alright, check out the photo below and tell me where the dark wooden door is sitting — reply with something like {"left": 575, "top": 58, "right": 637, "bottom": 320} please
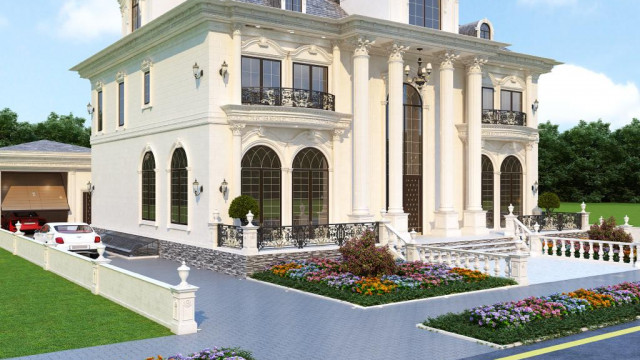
{"left": 404, "top": 175, "right": 422, "bottom": 233}
{"left": 83, "top": 192, "right": 92, "bottom": 224}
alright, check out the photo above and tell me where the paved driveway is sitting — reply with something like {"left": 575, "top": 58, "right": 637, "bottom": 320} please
{"left": 11, "top": 257, "right": 640, "bottom": 360}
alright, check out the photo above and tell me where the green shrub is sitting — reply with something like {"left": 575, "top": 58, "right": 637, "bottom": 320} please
{"left": 588, "top": 216, "right": 632, "bottom": 243}
{"left": 339, "top": 231, "right": 397, "bottom": 277}
{"left": 228, "top": 195, "right": 260, "bottom": 223}
{"left": 538, "top": 192, "right": 561, "bottom": 215}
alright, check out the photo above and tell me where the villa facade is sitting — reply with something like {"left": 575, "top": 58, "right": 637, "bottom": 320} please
{"left": 72, "top": 0, "right": 558, "bottom": 250}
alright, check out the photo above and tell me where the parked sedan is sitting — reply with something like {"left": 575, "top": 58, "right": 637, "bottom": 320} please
{"left": 2, "top": 211, "right": 47, "bottom": 232}
{"left": 34, "top": 222, "right": 102, "bottom": 258}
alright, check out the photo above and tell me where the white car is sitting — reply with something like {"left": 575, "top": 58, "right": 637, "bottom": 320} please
{"left": 34, "top": 222, "right": 102, "bottom": 258}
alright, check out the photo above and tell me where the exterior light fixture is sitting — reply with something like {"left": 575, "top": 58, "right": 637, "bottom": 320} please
{"left": 193, "top": 179, "right": 203, "bottom": 196}
{"left": 532, "top": 99, "right": 539, "bottom": 113}
{"left": 219, "top": 61, "right": 228, "bottom": 78}
{"left": 86, "top": 103, "right": 94, "bottom": 115}
{"left": 193, "top": 62, "right": 203, "bottom": 79}
{"left": 219, "top": 179, "right": 228, "bottom": 197}
{"left": 404, "top": 48, "right": 432, "bottom": 89}
{"left": 531, "top": 180, "right": 539, "bottom": 195}
{"left": 86, "top": 181, "right": 95, "bottom": 194}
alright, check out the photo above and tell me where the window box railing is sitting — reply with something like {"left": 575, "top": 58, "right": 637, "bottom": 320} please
{"left": 482, "top": 110, "right": 527, "bottom": 126}
{"left": 241, "top": 87, "right": 336, "bottom": 111}
{"left": 257, "top": 222, "right": 379, "bottom": 250}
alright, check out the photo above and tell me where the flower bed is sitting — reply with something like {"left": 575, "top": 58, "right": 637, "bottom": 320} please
{"left": 146, "top": 347, "right": 255, "bottom": 360}
{"left": 422, "top": 281, "right": 640, "bottom": 345}
{"left": 251, "top": 258, "right": 516, "bottom": 306}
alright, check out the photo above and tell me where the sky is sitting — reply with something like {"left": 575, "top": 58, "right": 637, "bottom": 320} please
{"left": 0, "top": 0, "right": 638, "bottom": 131}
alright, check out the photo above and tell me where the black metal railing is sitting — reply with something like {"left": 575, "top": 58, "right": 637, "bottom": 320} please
{"left": 482, "top": 110, "right": 527, "bottom": 126}
{"left": 519, "top": 212, "right": 582, "bottom": 232}
{"left": 217, "top": 224, "right": 244, "bottom": 249}
{"left": 257, "top": 222, "right": 379, "bottom": 250}
{"left": 242, "top": 87, "right": 336, "bottom": 111}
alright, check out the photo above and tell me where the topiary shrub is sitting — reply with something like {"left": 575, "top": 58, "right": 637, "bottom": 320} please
{"left": 538, "top": 192, "right": 560, "bottom": 216}
{"left": 228, "top": 195, "right": 260, "bottom": 224}
{"left": 588, "top": 216, "right": 632, "bottom": 243}
{"left": 339, "top": 231, "right": 397, "bottom": 277}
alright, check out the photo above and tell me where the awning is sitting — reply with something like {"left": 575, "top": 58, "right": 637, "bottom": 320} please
{"left": 1, "top": 173, "right": 70, "bottom": 211}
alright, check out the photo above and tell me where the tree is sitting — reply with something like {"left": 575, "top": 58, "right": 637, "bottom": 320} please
{"left": 34, "top": 112, "right": 91, "bottom": 148}
{"left": 538, "top": 192, "right": 560, "bottom": 216}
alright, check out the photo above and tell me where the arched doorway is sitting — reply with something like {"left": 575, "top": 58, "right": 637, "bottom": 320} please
{"left": 481, "top": 155, "right": 494, "bottom": 228}
{"left": 386, "top": 84, "right": 423, "bottom": 232}
{"left": 292, "top": 148, "right": 329, "bottom": 226}
{"left": 241, "top": 146, "right": 281, "bottom": 226}
{"left": 500, "top": 156, "right": 523, "bottom": 225}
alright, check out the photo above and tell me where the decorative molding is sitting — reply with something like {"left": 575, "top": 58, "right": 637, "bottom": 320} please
{"left": 116, "top": 71, "right": 127, "bottom": 83}
{"left": 141, "top": 58, "right": 153, "bottom": 71}
{"left": 290, "top": 44, "right": 333, "bottom": 65}
{"left": 436, "top": 50, "right": 459, "bottom": 69}
{"left": 388, "top": 43, "right": 409, "bottom": 62}
{"left": 456, "top": 123, "right": 539, "bottom": 143}
{"left": 94, "top": 80, "right": 104, "bottom": 91}
{"left": 464, "top": 56, "right": 487, "bottom": 73}
{"left": 352, "top": 37, "right": 374, "bottom": 57}
{"left": 230, "top": 123, "right": 246, "bottom": 136}
{"left": 498, "top": 75, "right": 526, "bottom": 89}
{"left": 222, "top": 104, "right": 351, "bottom": 132}
{"left": 242, "top": 36, "right": 288, "bottom": 59}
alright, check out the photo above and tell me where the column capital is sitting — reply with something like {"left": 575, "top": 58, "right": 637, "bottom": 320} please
{"left": 387, "top": 43, "right": 409, "bottom": 62}
{"left": 352, "top": 37, "right": 375, "bottom": 57}
{"left": 232, "top": 23, "right": 243, "bottom": 35}
{"left": 230, "top": 123, "right": 245, "bottom": 136}
{"left": 436, "top": 50, "right": 459, "bottom": 69}
{"left": 464, "top": 56, "right": 487, "bottom": 74}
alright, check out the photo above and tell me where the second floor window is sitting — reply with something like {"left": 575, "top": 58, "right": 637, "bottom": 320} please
{"left": 409, "top": 0, "right": 440, "bottom": 29}
{"left": 118, "top": 81, "right": 125, "bottom": 127}
{"left": 242, "top": 56, "right": 281, "bottom": 88}
{"left": 482, "top": 87, "right": 494, "bottom": 110}
{"left": 132, "top": 0, "right": 141, "bottom": 31}
{"left": 143, "top": 70, "right": 150, "bottom": 105}
{"left": 480, "top": 23, "right": 491, "bottom": 39}
{"left": 97, "top": 90, "right": 103, "bottom": 132}
{"left": 285, "top": 0, "right": 302, "bottom": 11}
{"left": 501, "top": 90, "right": 522, "bottom": 112}
{"left": 293, "top": 63, "right": 328, "bottom": 93}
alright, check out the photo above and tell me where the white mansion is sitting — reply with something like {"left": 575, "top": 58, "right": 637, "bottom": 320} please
{"left": 72, "top": 0, "right": 558, "bottom": 250}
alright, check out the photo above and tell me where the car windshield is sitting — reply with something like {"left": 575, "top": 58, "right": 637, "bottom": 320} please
{"left": 54, "top": 225, "right": 93, "bottom": 233}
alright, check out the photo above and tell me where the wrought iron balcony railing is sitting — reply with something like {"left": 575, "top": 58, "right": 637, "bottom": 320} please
{"left": 241, "top": 87, "right": 336, "bottom": 111}
{"left": 482, "top": 110, "right": 527, "bottom": 126}
{"left": 518, "top": 212, "right": 582, "bottom": 232}
{"left": 258, "top": 222, "right": 379, "bottom": 250}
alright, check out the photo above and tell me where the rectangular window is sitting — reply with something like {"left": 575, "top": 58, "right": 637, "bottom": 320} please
{"left": 293, "top": 63, "right": 328, "bottom": 93}
{"left": 143, "top": 71, "right": 150, "bottom": 105}
{"left": 409, "top": 0, "right": 440, "bottom": 29}
{"left": 118, "top": 81, "right": 125, "bottom": 127}
{"left": 97, "top": 90, "right": 103, "bottom": 132}
{"left": 241, "top": 56, "right": 281, "bottom": 88}
{"left": 501, "top": 90, "right": 523, "bottom": 112}
{"left": 285, "top": 0, "right": 302, "bottom": 11}
{"left": 482, "top": 87, "right": 494, "bottom": 110}
{"left": 132, "top": 0, "right": 141, "bottom": 31}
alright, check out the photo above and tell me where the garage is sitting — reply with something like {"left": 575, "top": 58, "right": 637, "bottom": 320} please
{"left": 0, "top": 140, "right": 91, "bottom": 231}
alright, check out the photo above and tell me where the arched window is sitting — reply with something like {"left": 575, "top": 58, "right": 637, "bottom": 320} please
{"left": 141, "top": 151, "right": 155, "bottom": 221}
{"left": 242, "top": 146, "right": 281, "bottom": 226}
{"left": 292, "top": 148, "right": 329, "bottom": 226}
{"left": 170, "top": 148, "right": 188, "bottom": 225}
{"left": 481, "top": 155, "right": 494, "bottom": 228}
{"left": 409, "top": 0, "right": 440, "bottom": 29}
{"left": 480, "top": 23, "right": 491, "bottom": 39}
{"left": 500, "top": 156, "right": 523, "bottom": 222}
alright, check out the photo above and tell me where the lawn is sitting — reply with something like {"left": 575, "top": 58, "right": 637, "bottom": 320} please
{"left": 558, "top": 202, "right": 640, "bottom": 226}
{"left": 0, "top": 248, "right": 172, "bottom": 359}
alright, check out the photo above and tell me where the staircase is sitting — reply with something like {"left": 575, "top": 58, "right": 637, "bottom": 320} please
{"left": 422, "top": 237, "right": 526, "bottom": 255}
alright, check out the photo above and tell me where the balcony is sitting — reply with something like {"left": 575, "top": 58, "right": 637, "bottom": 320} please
{"left": 242, "top": 87, "right": 336, "bottom": 111}
{"left": 482, "top": 110, "right": 527, "bottom": 126}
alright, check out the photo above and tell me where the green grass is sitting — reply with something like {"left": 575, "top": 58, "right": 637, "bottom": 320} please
{"left": 251, "top": 271, "right": 516, "bottom": 307}
{"left": 558, "top": 202, "right": 640, "bottom": 226}
{"left": 0, "top": 248, "right": 172, "bottom": 359}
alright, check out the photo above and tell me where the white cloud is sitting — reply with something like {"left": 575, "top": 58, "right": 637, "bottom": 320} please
{"left": 517, "top": 0, "right": 578, "bottom": 7}
{"left": 48, "top": 0, "right": 121, "bottom": 42}
{"left": 538, "top": 64, "right": 640, "bottom": 129}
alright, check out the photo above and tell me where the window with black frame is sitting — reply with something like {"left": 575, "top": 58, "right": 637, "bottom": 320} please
{"left": 409, "top": 0, "right": 440, "bottom": 29}
{"left": 118, "top": 81, "right": 125, "bottom": 127}
{"left": 480, "top": 23, "right": 491, "bottom": 39}
{"left": 141, "top": 152, "right": 156, "bottom": 221}
{"left": 241, "top": 56, "right": 281, "bottom": 105}
{"left": 482, "top": 155, "right": 494, "bottom": 228}
{"left": 501, "top": 90, "right": 522, "bottom": 112}
{"left": 97, "top": 90, "right": 103, "bottom": 132}
{"left": 132, "top": 0, "right": 141, "bottom": 31}
{"left": 143, "top": 70, "right": 150, "bottom": 105}
{"left": 170, "top": 148, "right": 188, "bottom": 225}
{"left": 292, "top": 148, "right": 328, "bottom": 226}
{"left": 285, "top": 0, "right": 302, "bottom": 11}
{"left": 241, "top": 146, "right": 282, "bottom": 227}
{"left": 482, "top": 87, "right": 494, "bottom": 110}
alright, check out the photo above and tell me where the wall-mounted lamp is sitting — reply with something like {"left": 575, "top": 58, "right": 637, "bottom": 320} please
{"left": 86, "top": 181, "right": 95, "bottom": 194}
{"left": 219, "top": 178, "right": 228, "bottom": 197}
{"left": 531, "top": 180, "right": 539, "bottom": 195}
{"left": 193, "top": 178, "right": 203, "bottom": 196}
{"left": 86, "top": 103, "right": 94, "bottom": 115}
{"left": 404, "top": 48, "right": 432, "bottom": 89}
{"left": 219, "top": 61, "right": 228, "bottom": 78}
{"left": 532, "top": 99, "right": 539, "bottom": 113}
{"left": 193, "top": 62, "right": 204, "bottom": 79}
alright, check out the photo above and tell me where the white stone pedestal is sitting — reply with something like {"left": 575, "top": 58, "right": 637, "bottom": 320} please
{"left": 462, "top": 210, "right": 488, "bottom": 235}
{"left": 433, "top": 211, "right": 461, "bottom": 237}
{"left": 386, "top": 212, "right": 409, "bottom": 233}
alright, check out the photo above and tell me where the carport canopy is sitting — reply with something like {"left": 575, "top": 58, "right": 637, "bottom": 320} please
{"left": 2, "top": 173, "right": 69, "bottom": 211}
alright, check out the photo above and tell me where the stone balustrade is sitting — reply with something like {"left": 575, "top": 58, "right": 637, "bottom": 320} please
{"left": 531, "top": 235, "right": 640, "bottom": 268}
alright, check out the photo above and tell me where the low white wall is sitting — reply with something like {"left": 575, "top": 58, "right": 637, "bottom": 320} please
{"left": 0, "top": 229, "right": 197, "bottom": 335}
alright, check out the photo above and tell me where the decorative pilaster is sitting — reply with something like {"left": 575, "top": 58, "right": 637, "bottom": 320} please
{"left": 231, "top": 24, "right": 243, "bottom": 105}
{"left": 230, "top": 124, "right": 245, "bottom": 200}
{"left": 525, "top": 141, "right": 539, "bottom": 215}
{"left": 386, "top": 43, "right": 409, "bottom": 232}
{"left": 463, "top": 57, "right": 487, "bottom": 235}
{"left": 350, "top": 37, "right": 374, "bottom": 221}
{"left": 331, "top": 43, "right": 342, "bottom": 112}
{"left": 433, "top": 51, "right": 461, "bottom": 237}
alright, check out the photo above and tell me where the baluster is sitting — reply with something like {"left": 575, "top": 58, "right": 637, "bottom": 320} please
{"left": 438, "top": 250, "right": 443, "bottom": 264}
{"left": 569, "top": 239, "right": 576, "bottom": 258}
{"left": 578, "top": 240, "right": 584, "bottom": 259}
{"left": 455, "top": 252, "right": 462, "bottom": 267}
{"left": 428, "top": 249, "right": 435, "bottom": 263}
{"left": 561, "top": 239, "right": 567, "bottom": 257}
{"left": 483, "top": 256, "right": 490, "bottom": 274}
{"left": 609, "top": 243, "right": 615, "bottom": 263}
{"left": 465, "top": 253, "right": 471, "bottom": 269}
{"left": 632, "top": 244, "right": 637, "bottom": 267}
{"left": 598, "top": 241, "right": 604, "bottom": 261}
{"left": 446, "top": 251, "right": 453, "bottom": 267}
{"left": 474, "top": 255, "right": 480, "bottom": 271}
{"left": 588, "top": 241, "right": 594, "bottom": 260}
{"left": 494, "top": 257, "right": 500, "bottom": 277}
{"left": 542, "top": 238, "right": 548, "bottom": 256}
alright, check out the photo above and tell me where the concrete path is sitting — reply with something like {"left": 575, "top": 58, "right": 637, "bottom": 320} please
{"left": 10, "top": 257, "right": 640, "bottom": 360}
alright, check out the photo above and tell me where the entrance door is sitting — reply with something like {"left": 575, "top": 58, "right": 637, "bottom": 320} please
{"left": 500, "top": 156, "right": 522, "bottom": 226}
{"left": 83, "top": 192, "right": 92, "bottom": 224}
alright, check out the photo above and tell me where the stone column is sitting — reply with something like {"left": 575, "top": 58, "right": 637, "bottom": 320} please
{"left": 331, "top": 129, "right": 344, "bottom": 224}
{"left": 433, "top": 51, "right": 461, "bottom": 237}
{"left": 331, "top": 44, "right": 341, "bottom": 112}
{"left": 230, "top": 124, "right": 245, "bottom": 200}
{"left": 350, "top": 37, "right": 374, "bottom": 221}
{"left": 463, "top": 58, "right": 487, "bottom": 235}
{"left": 422, "top": 85, "right": 436, "bottom": 233}
{"left": 386, "top": 44, "right": 409, "bottom": 232}
{"left": 493, "top": 170, "right": 501, "bottom": 229}
{"left": 231, "top": 24, "right": 242, "bottom": 105}
{"left": 281, "top": 168, "right": 292, "bottom": 226}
